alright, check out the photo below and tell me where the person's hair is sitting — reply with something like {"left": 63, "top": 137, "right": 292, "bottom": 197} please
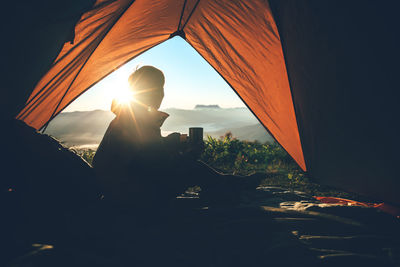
{"left": 128, "top": 66, "right": 165, "bottom": 109}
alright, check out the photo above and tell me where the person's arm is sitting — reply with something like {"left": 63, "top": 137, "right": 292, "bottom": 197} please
{"left": 160, "top": 132, "right": 180, "bottom": 154}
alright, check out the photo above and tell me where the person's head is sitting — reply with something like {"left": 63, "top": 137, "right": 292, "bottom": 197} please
{"left": 128, "top": 66, "right": 165, "bottom": 109}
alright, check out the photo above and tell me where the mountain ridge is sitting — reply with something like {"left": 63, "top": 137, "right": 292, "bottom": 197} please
{"left": 45, "top": 108, "right": 272, "bottom": 147}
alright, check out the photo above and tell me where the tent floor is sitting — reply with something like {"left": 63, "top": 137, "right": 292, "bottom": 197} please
{"left": 3, "top": 187, "right": 400, "bottom": 267}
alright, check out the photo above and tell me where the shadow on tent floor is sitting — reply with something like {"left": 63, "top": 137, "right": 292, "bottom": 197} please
{"left": 4, "top": 194, "right": 400, "bottom": 267}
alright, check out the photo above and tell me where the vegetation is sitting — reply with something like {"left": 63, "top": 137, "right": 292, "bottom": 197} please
{"left": 201, "top": 133, "right": 365, "bottom": 199}
{"left": 201, "top": 133, "right": 310, "bottom": 191}
{"left": 72, "top": 133, "right": 364, "bottom": 200}
{"left": 73, "top": 148, "right": 96, "bottom": 165}
{"left": 201, "top": 132, "right": 297, "bottom": 175}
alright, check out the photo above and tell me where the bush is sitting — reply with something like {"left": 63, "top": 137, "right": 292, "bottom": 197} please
{"left": 201, "top": 133, "right": 300, "bottom": 176}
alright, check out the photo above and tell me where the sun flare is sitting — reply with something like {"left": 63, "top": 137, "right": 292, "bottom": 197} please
{"left": 114, "top": 88, "right": 134, "bottom": 105}
{"left": 111, "top": 81, "right": 135, "bottom": 105}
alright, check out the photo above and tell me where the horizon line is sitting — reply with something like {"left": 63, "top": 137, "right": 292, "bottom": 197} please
{"left": 61, "top": 105, "right": 247, "bottom": 113}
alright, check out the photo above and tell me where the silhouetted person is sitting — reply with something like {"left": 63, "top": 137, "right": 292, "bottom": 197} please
{"left": 93, "top": 66, "right": 260, "bottom": 210}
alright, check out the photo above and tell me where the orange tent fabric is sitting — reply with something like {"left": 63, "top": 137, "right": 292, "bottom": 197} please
{"left": 16, "top": 0, "right": 306, "bottom": 170}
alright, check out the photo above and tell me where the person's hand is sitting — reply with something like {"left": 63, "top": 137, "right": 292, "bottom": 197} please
{"left": 166, "top": 132, "right": 180, "bottom": 137}
{"left": 182, "top": 141, "right": 204, "bottom": 160}
{"left": 164, "top": 132, "right": 181, "bottom": 148}
{"left": 166, "top": 132, "right": 180, "bottom": 141}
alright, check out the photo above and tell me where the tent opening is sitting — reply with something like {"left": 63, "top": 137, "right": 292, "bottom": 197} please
{"left": 45, "top": 36, "right": 274, "bottom": 148}
{"left": 43, "top": 36, "right": 310, "bottom": 179}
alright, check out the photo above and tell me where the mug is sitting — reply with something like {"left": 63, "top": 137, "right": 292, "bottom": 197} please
{"left": 189, "top": 127, "right": 203, "bottom": 144}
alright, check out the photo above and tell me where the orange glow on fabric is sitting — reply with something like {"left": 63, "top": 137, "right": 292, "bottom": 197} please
{"left": 314, "top": 196, "right": 400, "bottom": 218}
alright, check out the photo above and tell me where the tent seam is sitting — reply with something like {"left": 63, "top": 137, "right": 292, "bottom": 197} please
{"left": 181, "top": 0, "right": 201, "bottom": 30}
{"left": 177, "top": 0, "right": 188, "bottom": 32}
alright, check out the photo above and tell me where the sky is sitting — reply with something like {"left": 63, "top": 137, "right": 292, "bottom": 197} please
{"left": 64, "top": 37, "right": 245, "bottom": 112}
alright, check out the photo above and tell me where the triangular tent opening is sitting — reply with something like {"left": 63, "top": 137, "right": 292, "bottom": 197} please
{"left": 13, "top": 0, "right": 400, "bottom": 204}
{"left": 45, "top": 37, "right": 276, "bottom": 148}
{"left": 16, "top": 0, "right": 305, "bottom": 170}
{"left": 60, "top": 37, "right": 245, "bottom": 113}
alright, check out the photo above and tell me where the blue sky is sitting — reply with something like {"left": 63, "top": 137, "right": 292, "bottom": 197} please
{"left": 64, "top": 37, "right": 245, "bottom": 112}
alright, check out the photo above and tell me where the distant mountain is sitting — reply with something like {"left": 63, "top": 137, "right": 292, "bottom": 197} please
{"left": 194, "top": 104, "right": 221, "bottom": 109}
{"left": 161, "top": 107, "right": 260, "bottom": 133}
{"left": 45, "top": 107, "right": 272, "bottom": 148}
{"left": 45, "top": 110, "right": 115, "bottom": 147}
{"left": 206, "top": 124, "right": 274, "bottom": 143}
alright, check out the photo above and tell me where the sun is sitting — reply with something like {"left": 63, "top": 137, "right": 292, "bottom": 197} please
{"left": 114, "top": 87, "right": 134, "bottom": 105}
{"left": 111, "top": 81, "right": 135, "bottom": 105}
